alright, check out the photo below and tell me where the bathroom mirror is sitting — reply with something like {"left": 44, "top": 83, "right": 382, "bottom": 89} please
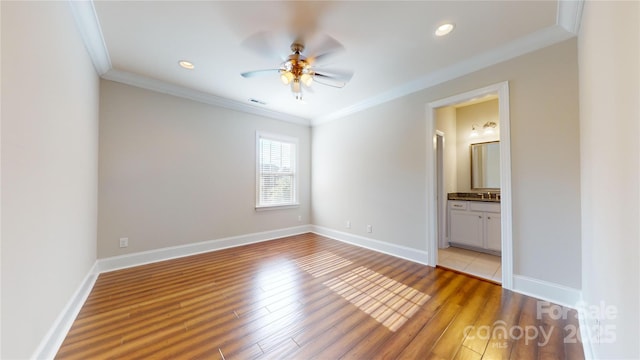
{"left": 471, "top": 141, "right": 500, "bottom": 189}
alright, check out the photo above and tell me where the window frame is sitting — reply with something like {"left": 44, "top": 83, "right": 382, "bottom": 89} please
{"left": 255, "top": 131, "right": 299, "bottom": 210}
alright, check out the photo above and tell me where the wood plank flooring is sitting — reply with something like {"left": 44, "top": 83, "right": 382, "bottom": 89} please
{"left": 56, "top": 233, "right": 584, "bottom": 359}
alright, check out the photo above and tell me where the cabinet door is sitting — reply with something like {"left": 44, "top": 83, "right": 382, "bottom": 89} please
{"left": 449, "top": 210, "right": 484, "bottom": 248}
{"left": 485, "top": 213, "right": 502, "bottom": 251}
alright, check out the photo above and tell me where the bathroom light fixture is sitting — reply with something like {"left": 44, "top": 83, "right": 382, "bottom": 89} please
{"left": 470, "top": 124, "right": 480, "bottom": 137}
{"left": 470, "top": 121, "right": 497, "bottom": 137}
{"left": 483, "top": 121, "right": 497, "bottom": 134}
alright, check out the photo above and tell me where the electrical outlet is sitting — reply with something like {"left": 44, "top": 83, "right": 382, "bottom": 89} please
{"left": 345, "top": 220, "right": 351, "bottom": 229}
{"left": 119, "top": 237, "right": 129, "bottom": 248}
{"left": 297, "top": 215, "right": 302, "bottom": 222}
{"left": 366, "top": 225, "right": 373, "bottom": 233}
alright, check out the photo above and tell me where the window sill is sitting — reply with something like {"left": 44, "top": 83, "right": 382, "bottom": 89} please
{"left": 255, "top": 203, "right": 300, "bottom": 211}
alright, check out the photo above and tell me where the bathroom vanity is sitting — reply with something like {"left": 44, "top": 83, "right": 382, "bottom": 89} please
{"left": 447, "top": 193, "right": 501, "bottom": 255}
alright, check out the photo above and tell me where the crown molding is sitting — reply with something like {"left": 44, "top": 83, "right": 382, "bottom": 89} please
{"left": 68, "top": 0, "right": 309, "bottom": 126}
{"left": 311, "top": 25, "right": 579, "bottom": 125}
{"left": 68, "top": 0, "right": 111, "bottom": 75}
{"left": 311, "top": 0, "right": 584, "bottom": 126}
{"left": 103, "top": 69, "right": 310, "bottom": 126}
{"left": 557, "top": 0, "right": 585, "bottom": 34}
{"left": 70, "top": 0, "right": 583, "bottom": 128}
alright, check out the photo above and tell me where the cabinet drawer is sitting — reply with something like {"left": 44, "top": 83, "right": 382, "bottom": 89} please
{"left": 448, "top": 201, "right": 467, "bottom": 210}
{"left": 469, "top": 202, "right": 500, "bottom": 213}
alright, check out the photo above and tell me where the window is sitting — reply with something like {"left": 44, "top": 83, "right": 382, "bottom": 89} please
{"left": 256, "top": 132, "right": 298, "bottom": 209}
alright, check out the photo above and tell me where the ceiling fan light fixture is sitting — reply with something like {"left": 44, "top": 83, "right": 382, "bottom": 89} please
{"left": 435, "top": 23, "right": 455, "bottom": 37}
{"left": 300, "top": 73, "right": 313, "bottom": 87}
{"left": 280, "top": 70, "right": 294, "bottom": 85}
{"left": 291, "top": 79, "right": 301, "bottom": 93}
{"left": 241, "top": 37, "right": 352, "bottom": 102}
{"left": 291, "top": 79, "right": 303, "bottom": 101}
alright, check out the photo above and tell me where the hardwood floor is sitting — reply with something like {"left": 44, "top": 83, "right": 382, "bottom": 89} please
{"left": 56, "top": 233, "right": 584, "bottom": 359}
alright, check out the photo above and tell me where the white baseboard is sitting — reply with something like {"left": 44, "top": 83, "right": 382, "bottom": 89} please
{"left": 33, "top": 225, "right": 311, "bottom": 359}
{"left": 310, "top": 225, "right": 430, "bottom": 266}
{"left": 32, "top": 262, "right": 100, "bottom": 360}
{"left": 512, "top": 276, "right": 591, "bottom": 359}
{"left": 96, "top": 225, "right": 312, "bottom": 273}
{"left": 576, "top": 295, "right": 596, "bottom": 360}
{"left": 512, "top": 274, "right": 581, "bottom": 308}
{"left": 35, "top": 226, "right": 590, "bottom": 359}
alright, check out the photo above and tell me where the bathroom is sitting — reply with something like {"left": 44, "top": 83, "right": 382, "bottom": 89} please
{"left": 435, "top": 96, "right": 502, "bottom": 283}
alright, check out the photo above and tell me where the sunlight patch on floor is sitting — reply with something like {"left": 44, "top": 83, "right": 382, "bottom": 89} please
{"left": 323, "top": 266, "right": 430, "bottom": 332}
{"left": 293, "top": 251, "right": 352, "bottom": 277}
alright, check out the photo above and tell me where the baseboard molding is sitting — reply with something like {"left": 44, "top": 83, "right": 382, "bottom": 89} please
{"left": 576, "top": 295, "right": 596, "bottom": 360}
{"left": 34, "top": 226, "right": 590, "bottom": 359}
{"left": 96, "top": 225, "right": 312, "bottom": 273}
{"left": 32, "top": 225, "right": 311, "bottom": 359}
{"left": 310, "top": 225, "right": 430, "bottom": 266}
{"left": 512, "top": 274, "right": 581, "bottom": 308}
{"left": 32, "top": 262, "right": 100, "bottom": 360}
{"left": 512, "top": 276, "right": 590, "bottom": 358}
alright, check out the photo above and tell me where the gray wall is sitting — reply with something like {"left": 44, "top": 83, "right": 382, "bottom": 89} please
{"left": 579, "top": 1, "right": 639, "bottom": 358}
{"left": 1, "top": 2, "right": 99, "bottom": 358}
{"left": 98, "top": 81, "right": 311, "bottom": 258}
{"left": 312, "top": 39, "right": 582, "bottom": 290}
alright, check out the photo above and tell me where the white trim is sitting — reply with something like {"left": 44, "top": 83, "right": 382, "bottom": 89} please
{"left": 31, "top": 226, "right": 588, "bottom": 358}
{"left": 512, "top": 275, "right": 581, "bottom": 309}
{"left": 31, "top": 262, "right": 100, "bottom": 360}
{"left": 311, "top": 25, "right": 574, "bottom": 126}
{"left": 255, "top": 204, "right": 300, "bottom": 211}
{"left": 96, "top": 225, "right": 311, "bottom": 273}
{"left": 68, "top": 0, "right": 111, "bottom": 75}
{"left": 255, "top": 132, "right": 300, "bottom": 209}
{"left": 32, "top": 226, "right": 311, "bottom": 358}
{"left": 435, "top": 130, "right": 447, "bottom": 249}
{"left": 70, "top": 0, "right": 583, "bottom": 127}
{"left": 102, "top": 69, "right": 310, "bottom": 126}
{"left": 577, "top": 295, "right": 596, "bottom": 360}
{"left": 496, "top": 84, "right": 513, "bottom": 290}
{"left": 426, "top": 81, "right": 514, "bottom": 290}
{"left": 311, "top": 225, "right": 429, "bottom": 266}
{"left": 557, "top": 0, "right": 585, "bottom": 34}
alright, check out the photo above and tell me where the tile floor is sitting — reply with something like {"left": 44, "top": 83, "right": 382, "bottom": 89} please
{"left": 437, "top": 246, "right": 501, "bottom": 283}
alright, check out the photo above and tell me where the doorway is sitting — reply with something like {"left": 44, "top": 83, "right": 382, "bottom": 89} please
{"left": 426, "top": 82, "right": 513, "bottom": 290}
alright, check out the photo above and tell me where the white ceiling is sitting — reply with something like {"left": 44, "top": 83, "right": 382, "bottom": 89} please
{"left": 71, "top": 1, "right": 582, "bottom": 126}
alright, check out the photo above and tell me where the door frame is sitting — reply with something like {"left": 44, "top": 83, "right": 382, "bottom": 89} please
{"left": 435, "top": 131, "right": 447, "bottom": 248}
{"left": 425, "top": 81, "right": 513, "bottom": 290}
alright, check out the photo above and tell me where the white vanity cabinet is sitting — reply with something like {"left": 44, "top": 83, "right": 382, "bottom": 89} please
{"left": 485, "top": 212, "right": 501, "bottom": 251}
{"left": 448, "top": 200, "right": 501, "bottom": 254}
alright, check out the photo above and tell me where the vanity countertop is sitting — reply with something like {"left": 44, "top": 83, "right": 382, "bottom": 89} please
{"left": 448, "top": 192, "right": 500, "bottom": 203}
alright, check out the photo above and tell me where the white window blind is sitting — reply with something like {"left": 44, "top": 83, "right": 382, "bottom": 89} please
{"left": 256, "top": 133, "right": 298, "bottom": 208}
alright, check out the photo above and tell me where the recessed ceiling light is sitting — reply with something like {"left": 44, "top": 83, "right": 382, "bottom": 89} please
{"left": 435, "top": 23, "right": 455, "bottom": 37}
{"left": 178, "top": 60, "right": 194, "bottom": 70}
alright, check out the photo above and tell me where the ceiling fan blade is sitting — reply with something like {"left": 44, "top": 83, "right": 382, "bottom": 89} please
{"left": 307, "top": 34, "right": 345, "bottom": 64}
{"left": 313, "top": 73, "right": 349, "bottom": 88}
{"left": 313, "top": 68, "right": 354, "bottom": 82}
{"left": 241, "top": 69, "right": 281, "bottom": 78}
{"left": 241, "top": 31, "right": 288, "bottom": 61}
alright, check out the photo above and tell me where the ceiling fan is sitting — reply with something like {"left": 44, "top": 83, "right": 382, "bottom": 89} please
{"left": 241, "top": 35, "right": 354, "bottom": 101}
